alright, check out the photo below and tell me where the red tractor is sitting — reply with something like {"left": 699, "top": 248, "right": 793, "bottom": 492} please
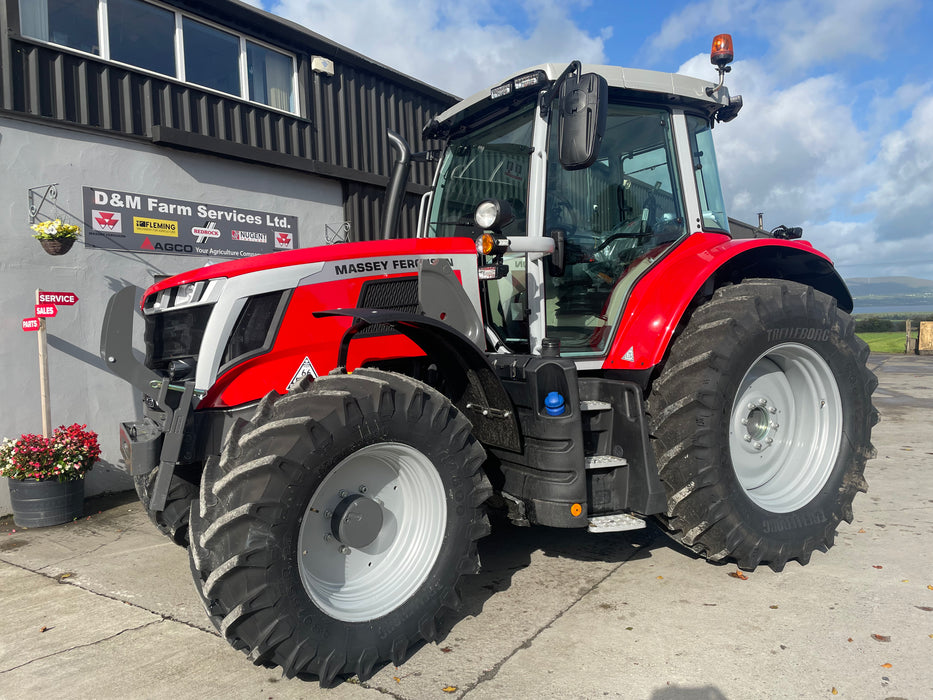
{"left": 101, "top": 36, "right": 876, "bottom": 685}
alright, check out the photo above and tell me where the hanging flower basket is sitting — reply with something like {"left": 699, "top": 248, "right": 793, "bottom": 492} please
{"left": 31, "top": 219, "right": 80, "bottom": 257}
{"left": 1, "top": 424, "right": 100, "bottom": 528}
{"left": 39, "top": 238, "right": 76, "bottom": 256}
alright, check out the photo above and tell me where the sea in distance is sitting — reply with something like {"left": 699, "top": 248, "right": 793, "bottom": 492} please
{"left": 852, "top": 304, "right": 933, "bottom": 315}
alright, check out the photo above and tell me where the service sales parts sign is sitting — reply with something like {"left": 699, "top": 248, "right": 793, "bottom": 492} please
{"left": 83, "top": 187, "right": 299, "bottom": 258}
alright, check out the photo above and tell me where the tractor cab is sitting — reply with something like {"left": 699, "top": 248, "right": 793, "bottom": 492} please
{"left": 423, "top": 52, "right": 741, "bottom": 358}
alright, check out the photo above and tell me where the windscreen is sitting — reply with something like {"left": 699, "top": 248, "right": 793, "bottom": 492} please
{"left": 427, "top": 105, "right": 535, "bottom": 239}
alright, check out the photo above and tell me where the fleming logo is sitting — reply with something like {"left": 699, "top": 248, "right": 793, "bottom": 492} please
{"left": 133, "top": 217, "right": 178, "bottom": 237}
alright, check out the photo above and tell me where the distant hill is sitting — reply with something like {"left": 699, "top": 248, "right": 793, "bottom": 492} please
{"left": 845, "top": 276, "right": 933, "bottom": 308}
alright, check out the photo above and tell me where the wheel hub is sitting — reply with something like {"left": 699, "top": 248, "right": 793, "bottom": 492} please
{"left": 728, "top": 343, "right": 842, "bottom": 513}
{"left": 739, "top": 397, "right": 780, "bottom": 452}
{"left": 297, "top": 442, "right": 447, "bottom": 622}
{"left": 330, "top": 494, "right": 384, "bottom": 549}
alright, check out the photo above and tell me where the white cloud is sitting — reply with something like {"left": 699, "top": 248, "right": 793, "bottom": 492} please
{"left": 679, "top": 54, "right": 870, "bottom": 228}
{"left": 266, "top": 0, "right": 607, "bottom": 97}
{"left": 672, "top": 3, "right": 933, "bottom": 280}
{"left": 647, "top": 0, "right": 918, "bottom": 74}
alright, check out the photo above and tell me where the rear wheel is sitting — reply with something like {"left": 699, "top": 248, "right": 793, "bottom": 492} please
{"left": 188, "top": 368, "right": 491, "bottom": 685}
{"left": 647, "top": 280, "right": 877, "bottom": 571}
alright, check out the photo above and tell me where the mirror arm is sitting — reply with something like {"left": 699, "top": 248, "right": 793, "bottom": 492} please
{"left": 540, "top": 60, "right": 581, "bottom": 119}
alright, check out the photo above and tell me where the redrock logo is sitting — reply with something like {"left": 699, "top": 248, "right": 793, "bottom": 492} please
{"left": 192, "top": 227, "right": 221, "bottom": 238}
{"left": 92, "top": 210, "right": 122, "bottom": 233}
{"left": 231, "top": 230, "right": 267, "bottom": 243}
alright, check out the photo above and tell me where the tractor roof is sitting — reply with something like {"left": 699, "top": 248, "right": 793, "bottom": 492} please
{"left": 428, "top": 63, "right": 734, "bottom": 139}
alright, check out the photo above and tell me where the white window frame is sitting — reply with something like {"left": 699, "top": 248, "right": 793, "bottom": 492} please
{"left": 18, "top": 0, "right": 301, "bottom": 116}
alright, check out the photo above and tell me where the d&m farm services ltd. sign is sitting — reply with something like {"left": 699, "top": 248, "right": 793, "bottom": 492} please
{"left": 82, "top": 187, "right": 299, "bottom": 258}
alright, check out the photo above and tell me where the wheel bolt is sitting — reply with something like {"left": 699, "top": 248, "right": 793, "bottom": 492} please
{"left": 323, "top": 533, "right": 332, "bottom": 542}
{"left": 744, "top": 434, "right": 752, "bottom": 442}
{"left": 338, "top": 545, "right": 351, "bottom": 555}
{"left": 323, "top": 510, "right": 332, "bottom": 519}
{"left": 766, "top": 438, "right": 773, "bottom": 445}
{"left": 770, "top": 421, "right": 779, "bottom": 429}
{"left": 754, "top": 442, "right": 762, "bottom": 450}
{"left": 338, "top": 489, "right": 349, "bottom": 498}
{"left": 747, "top": 403, "right": 755, "bottom": 410}
{"left": 758, "top": 398, "right": 767, "bottom": 406}
{"left": 769, "top": 406, "right": 777, "bottom": 414}
{"left": 741, "top": 418, "right": 748, "bottom": 426}
{"left": 359, "top": 485, "right": 367, "bottom": 493}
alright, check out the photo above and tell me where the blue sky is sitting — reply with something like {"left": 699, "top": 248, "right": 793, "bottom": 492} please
{"left": 248, "top": 0, "right": 933, "bottom": 281}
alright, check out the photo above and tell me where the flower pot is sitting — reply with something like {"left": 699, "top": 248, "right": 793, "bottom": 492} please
{"left": 7, "top": 478, "right": 84, "bottom": 527}
{"left": 39, "top": 238, "right": 75, "bottom": 256}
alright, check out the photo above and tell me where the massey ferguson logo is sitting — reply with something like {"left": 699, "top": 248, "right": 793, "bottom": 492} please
{"left": 274, "top": 232, "right": 294, "bottom": 249}
{"left": 92, "top": 210, "right": 122, "bottom": 233}
{"left": 231, "top": 230, "right": 267, "bottom": 244}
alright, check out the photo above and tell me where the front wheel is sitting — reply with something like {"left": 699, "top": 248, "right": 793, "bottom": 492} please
{"left": 647, "top": 280, "right": 877, "bottom": 571}
{"left": 188, "top": 368, "right": 491, "bottom": 685}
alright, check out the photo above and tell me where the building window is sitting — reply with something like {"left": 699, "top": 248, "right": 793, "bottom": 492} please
{"left": 21, "top": 0, "right": 99, "bottom": 54}
{"left": 182, "top": 17, "right": 240, "bottom": 96}
{"left": 108, "top": 0, "right": 175, "bottom": 77}
{"left": 18, "top": 0, "right": 299, "bottom": 115}
{"left": 247, "top": 41, "right": 294, "bottom": 113}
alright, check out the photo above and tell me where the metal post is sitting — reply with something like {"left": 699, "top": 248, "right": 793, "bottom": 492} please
{"left": 35, "top": 289, "right": 52, "bottom": 437}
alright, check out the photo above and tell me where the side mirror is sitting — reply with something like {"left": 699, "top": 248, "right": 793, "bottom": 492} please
{"left": 558, "top": 72, "right": 608, "bottom": 170}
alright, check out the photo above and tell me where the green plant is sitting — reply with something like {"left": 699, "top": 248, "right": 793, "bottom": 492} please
{"left": 31, "top": 219, "right": 81, "bottom": 241}
{"left": 0, "top": 424, "right": 100, "bottom": 482}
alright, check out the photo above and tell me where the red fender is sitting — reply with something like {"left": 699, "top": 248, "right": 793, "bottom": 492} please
{"left": 602, "top": 233, "right": 846, "bottom": 371}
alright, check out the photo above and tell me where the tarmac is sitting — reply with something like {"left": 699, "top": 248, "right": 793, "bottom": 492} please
{"left": 1, "top": 353, "right": 932, "bottom": 700}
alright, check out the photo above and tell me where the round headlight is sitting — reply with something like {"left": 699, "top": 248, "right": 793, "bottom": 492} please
{"left": 474, "top": 200, "right": 501, "bottom": 230}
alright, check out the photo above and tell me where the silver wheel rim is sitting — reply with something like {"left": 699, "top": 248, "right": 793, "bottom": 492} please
{"left": 297, "top": 442, "right": 446, "bottom": 622}
{"left": 729, "top": 342, "right": 843, "bottom": 513}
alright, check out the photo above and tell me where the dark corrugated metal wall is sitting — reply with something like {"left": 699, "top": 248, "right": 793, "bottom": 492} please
{"left": 2, "top": 10, "right": 456, "bottom": 242}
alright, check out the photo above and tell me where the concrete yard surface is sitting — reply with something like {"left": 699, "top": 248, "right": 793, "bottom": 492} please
{"left": 1, "top": 354, "right": 931, "bottom": 699}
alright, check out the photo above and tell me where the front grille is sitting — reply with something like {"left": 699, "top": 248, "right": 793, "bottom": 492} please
{"left": 221, "top": 291, "right": 287, "bottom": 369}
{"left": 356, "top": 277, "right": 418, "bottom": 337}
{"left": 144, "top": 304, "right": 213, "bottom": 371}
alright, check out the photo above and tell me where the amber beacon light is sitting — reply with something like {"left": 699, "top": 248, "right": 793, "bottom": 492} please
{"left": 710, "top": 34, "right": 734, "bottom": 67}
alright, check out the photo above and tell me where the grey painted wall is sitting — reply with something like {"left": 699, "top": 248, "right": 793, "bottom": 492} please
{"left": 0, "top": 116, "right": 344, "bottom": 514}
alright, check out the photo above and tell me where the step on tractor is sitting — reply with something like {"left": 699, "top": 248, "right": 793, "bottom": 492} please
{"left": 101, "top": 35, "right": 877, "bottom": 685}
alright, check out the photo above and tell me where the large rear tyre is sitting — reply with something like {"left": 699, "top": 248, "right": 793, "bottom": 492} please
{"left": 188, "top": 368, "right": 491, "bottom": 685}
{"left": 647, "top": 280, "right": 877, "bottom": 571}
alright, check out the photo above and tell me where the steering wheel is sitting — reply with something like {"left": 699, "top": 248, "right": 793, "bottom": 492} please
{"left": 594, "top": 229, "right": 647, "bottom": 253}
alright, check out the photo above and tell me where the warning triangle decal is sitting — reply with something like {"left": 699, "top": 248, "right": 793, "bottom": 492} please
{"left": 287, "top": 356, "right": 318, "bottom": 390}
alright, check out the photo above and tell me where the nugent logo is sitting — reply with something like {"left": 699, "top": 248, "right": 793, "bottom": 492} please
{"left": 231, "top": 230, "right": 267, "bottom": 244}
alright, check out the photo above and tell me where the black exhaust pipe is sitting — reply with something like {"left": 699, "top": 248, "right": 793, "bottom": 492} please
{"left": 381, "top": 130, "right": 412, "bottom": 240}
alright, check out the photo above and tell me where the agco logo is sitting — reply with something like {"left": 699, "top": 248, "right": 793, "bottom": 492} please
{"left": 140, "top": 237, "right": 193, "bottom": 253}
